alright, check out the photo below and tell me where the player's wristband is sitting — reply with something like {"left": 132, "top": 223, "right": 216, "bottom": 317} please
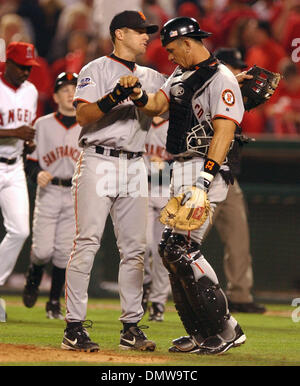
{"left": 96, "top": 93, "right": 116, "bottom": 114}
{"left": 198, "top": 158, "right": 220, "bottom": 191}
{"left": 132, "top": 90, "right": 149, "bottom": 107}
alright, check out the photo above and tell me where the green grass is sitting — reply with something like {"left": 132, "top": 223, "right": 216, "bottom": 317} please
{"left": 0, "top": 295, "right": 299, "bottom": 366}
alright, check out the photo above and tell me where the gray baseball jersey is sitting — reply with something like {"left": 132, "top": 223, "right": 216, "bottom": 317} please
{"left": 28, "top": 113, "right": 81, "bottom": 269}
{"left": 74, "top": 55, "right": 166, "bottom": 152}
{"left": 66, "top": 55, "right": 166, "bottom": 324}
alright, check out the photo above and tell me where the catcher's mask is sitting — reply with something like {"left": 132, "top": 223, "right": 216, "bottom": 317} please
{"left": 186, "top": 118, "right": 234, "bottom": 158}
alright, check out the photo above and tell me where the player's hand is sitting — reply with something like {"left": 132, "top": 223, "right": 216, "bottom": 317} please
{"left": 119, "top": 76, "right": 142, "bottom": 99}
{"left": 236, "top": 71, "right": 253, "bottom": 86}
{"left": 150, "top": 155, "right": 166, "bottom": 170}
{"left": 37, "top": 171, "right": 53, "bottom": 188}
{"left": 15, "top": 125, "right": 35, "bottom": 141}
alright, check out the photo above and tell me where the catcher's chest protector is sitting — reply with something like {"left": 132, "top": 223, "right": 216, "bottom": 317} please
{"left": 166, "top": 57, "right": 219, "bottom": 155}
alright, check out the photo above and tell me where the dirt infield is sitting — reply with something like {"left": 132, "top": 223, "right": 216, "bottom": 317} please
{"left": 0, "top": 343, "right": 168, "bottom": 364}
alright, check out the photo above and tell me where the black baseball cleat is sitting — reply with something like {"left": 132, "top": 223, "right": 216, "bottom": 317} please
{"left": 148, "top": 302, "right": 165, "bottom": 322}
{"left": 228, "top": 300, "right": 266, "bottom": 314}
{"left": 197, "top": 324, "right": 246, "bottom": 355}
{"left": 61, "top": 321, "right": 100, "bottom": 352}
{"left": 46, "top": 300, "right": 64, "bottom": 320}
{"left": 119, "top": 325, "right": 156, "bottom": 351}
{"left": 22, "top": 264, "right": 44, "bottom": 308}
{"left": 168, "top": 335, "right": 203, "bottom": 353}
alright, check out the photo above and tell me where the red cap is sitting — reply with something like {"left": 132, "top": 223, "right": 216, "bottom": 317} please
{"left": 6, "top": 42, "right": 40, "bottom": 67}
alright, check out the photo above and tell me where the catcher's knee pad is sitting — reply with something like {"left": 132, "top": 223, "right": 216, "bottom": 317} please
{"left": 163, "top": 233, "right": 201, "bottom": 274}
{"left": 158, "top": 227, "right": 173, "bottom": 260}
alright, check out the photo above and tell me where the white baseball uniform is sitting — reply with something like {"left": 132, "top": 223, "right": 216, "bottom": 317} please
{"left": 27, "top": 112, "right": 81, "bottom": 269}
{"left": 143, "top": 118, "right": 171, "bottom": 306}
{"left": 65, "top": 54, "right": 166, "bottom": 323}
{"left": 160, "top": 62, "right": 244, "bottom": 286}
{"left": 0, "top": 73, "right": 38, "bottom": 285}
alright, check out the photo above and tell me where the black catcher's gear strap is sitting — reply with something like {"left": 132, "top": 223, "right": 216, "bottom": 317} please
{"left": 166, "top": 56, "right": 219, "bottom": 155}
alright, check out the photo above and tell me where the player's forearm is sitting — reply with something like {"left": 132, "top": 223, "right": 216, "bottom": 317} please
{"left": 76, "top": 102, "right": 105, "bottom": 126}
{"left": 133, "top": 90, "right": 169, "bottom": 117}
{"left": 207, "top": 119, "right": 236, "bottom": 165}
{"left": 0, "top": 128, "right": 20, "bottom": 138}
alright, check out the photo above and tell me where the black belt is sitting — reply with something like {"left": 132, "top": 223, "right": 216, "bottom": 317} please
{"left": 173, "top": 156, "right": 194, "bottom": 162}
{"left": 51, "top": 177, "right": 72, "bottom": 187}
{"left": 0, "top": 157, "right": 17, "bottom": 165}
{"left": 95, "top": 145, "right": 143, "bottom": 160}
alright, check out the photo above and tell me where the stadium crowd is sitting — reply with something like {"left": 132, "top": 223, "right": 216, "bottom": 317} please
{"left": 0, "top": 0, "right": 300, "bottom": 136}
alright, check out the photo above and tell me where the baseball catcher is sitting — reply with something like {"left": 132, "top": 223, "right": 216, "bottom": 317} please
{"left": 160, "top": 65, "right": 281, "bottom": 232}
{"left": 117, "top": 16, "right": 281, "bottom": 356}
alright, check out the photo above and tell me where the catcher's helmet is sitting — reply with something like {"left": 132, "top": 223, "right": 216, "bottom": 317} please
{"left": 160, "top": 17, "right": 212, "bottom": 47}
{"left": 54, "top": 72, "right": 78, "bottom": 92}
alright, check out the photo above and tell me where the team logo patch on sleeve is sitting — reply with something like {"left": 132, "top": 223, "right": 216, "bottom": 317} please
{"left": 77, "top": 77, "right": 95, "bottom": 89}
{"left": 222, "top": 89, "right": 235, "bottom": 106}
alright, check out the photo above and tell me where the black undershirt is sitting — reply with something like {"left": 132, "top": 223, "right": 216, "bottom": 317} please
{"left": 109, "top": 53, "right": 135, "bottom": 72}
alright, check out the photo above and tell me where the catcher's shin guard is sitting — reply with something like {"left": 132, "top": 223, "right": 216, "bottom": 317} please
{"left": 169, "top": 273, "right": 210, "bottom": 339}
{"left": 164, "top": 233, "right": 229, "bottom": 335}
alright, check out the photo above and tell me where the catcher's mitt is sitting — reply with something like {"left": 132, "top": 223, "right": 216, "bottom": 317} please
{"left": 160, "top": 186, "right": 211, "bottom": 231}
{"left": 241, "top": 65, "right": 281, "bottom": 111}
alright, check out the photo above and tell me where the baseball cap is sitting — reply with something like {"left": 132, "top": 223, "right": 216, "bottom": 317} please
{"left": 214, "top": 48, "right": 247, "bottom": 70}
{"left": 6, "top": 42, "right": 40, "bottom": 67}
{"left": 54, "top": 72, "right": 78, "bottom": 92}
{"left": 110, "top": 10, "right": 159, "bottom": 35}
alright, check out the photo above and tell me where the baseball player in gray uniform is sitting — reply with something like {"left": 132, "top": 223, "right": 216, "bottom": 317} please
{"left": 22, "top": 72, "right": 80, "bottom": 319}
{"left": 119, "top": 17, "right": 247, "bottom": 355}
{"left": 61, "top": 11, "right": 166, "bottom": 352}
{"left": 142, "top": 116, "right": 171, "bottom": 321}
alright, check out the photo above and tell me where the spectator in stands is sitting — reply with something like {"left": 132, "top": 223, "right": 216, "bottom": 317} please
{"left": 16, "top": 0, "right": 62, "bottom": 59}
{"left": 142, "top": 0, "right": 169, "bottom": 37}
{"left": 48, "top": 2, "right": 95, "bottom": 63}
{"left": 0, "top": 13, "right": 31, "bottom": 45}
{"left": 216, "top": 0, "right": 258, "bottom": 47}
{"left": 265, "top": 61, "right": 300, "bottom": 136}
{"left": 0, "top": 13, "right": 53, "bottom": 118}
{"left": 245, "top": 19, "right": 288, "bottom": 73}
{"left": 272, "top": 0, "right": 300, "bottom": 61}
{"left": 50, "top": 30, "right": 97, "bottom": 83}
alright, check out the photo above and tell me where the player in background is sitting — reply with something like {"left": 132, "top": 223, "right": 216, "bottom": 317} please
{"left": 0, "top": 42, "right": 38, "bottom": 321}
{"left": 142, "top": 116, "right": 171, "bottom": 321}
{"left": 22, "top": 72, "right": 80, "bottom": 320}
